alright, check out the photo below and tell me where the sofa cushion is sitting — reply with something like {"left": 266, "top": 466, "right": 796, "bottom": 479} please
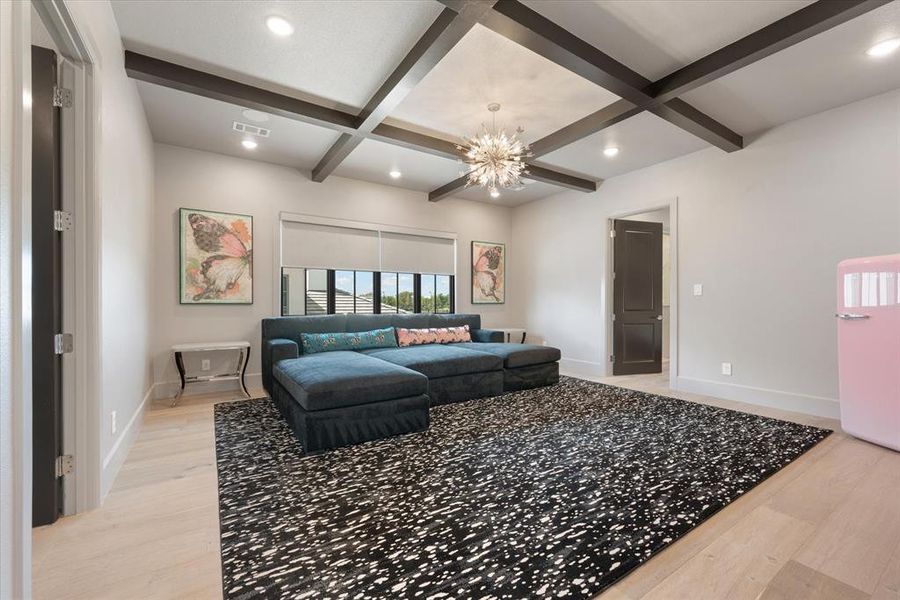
{"left": 452, "top": 343, "right": 562, "bottom": 369}
{"left": 396, "top": 325, "right": 471, "bottom": 347}
{"left": 300, "top": 327, "right": 397, "bottom": 355}
{"left": 273, "top": 351, "right": 427, "bottom": 412}
{"left": 361, "top": 344, "right": 502, "bottom": 379}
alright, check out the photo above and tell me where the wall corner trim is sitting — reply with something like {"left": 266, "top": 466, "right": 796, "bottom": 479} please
{"left": 100, "top": 385, "right": 151, "bottom": 498}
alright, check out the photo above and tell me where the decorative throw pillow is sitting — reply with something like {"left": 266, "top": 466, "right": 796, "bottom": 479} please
{"left": 300, "top": 327, "right": 398, "bottom": 354}
{"left": 396, "top": 325, "right": 471, "bottom": 347}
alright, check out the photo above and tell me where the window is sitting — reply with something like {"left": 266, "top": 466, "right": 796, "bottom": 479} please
{"left": 306, "top": 269, "right": 328, "bottom": 315}
{"left": 418, "top": 274, "right": 452, "bottom": 314}
{"left": 281, "top": 269, "right": 453, "bottom": 316}
{"left": 398, "top": 273, "right": 414, "bottom": 313}
{"left": 420, "top": 275, "right": 435, "bottom": 313}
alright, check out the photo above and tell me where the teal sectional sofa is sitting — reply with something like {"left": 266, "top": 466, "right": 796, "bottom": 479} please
{"left": 261, "top": 314, "right": 560, "bottom": 453}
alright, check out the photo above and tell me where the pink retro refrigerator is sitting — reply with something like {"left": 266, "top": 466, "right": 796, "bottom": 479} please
{"left": 836, "top": 254, "right": 900, "bottom": 451}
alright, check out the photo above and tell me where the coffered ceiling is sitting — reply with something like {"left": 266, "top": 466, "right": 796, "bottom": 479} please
{"left": 112, "top": 0, "right": 900, "bottom": 207}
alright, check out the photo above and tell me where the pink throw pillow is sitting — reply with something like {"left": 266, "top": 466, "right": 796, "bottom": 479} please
{"left": 396, "top": 325, "right": 471, "bottom": 347}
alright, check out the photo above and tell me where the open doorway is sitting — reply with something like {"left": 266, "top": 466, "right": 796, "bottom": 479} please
{"left": 608, "top": 206, "right": 673, "bottom": 380}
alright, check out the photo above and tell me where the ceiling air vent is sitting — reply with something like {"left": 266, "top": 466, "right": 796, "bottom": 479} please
{"left": 233, "top": 121, "right": 270, "bottom": 138}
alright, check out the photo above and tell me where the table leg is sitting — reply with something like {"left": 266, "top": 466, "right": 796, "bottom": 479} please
{"left": 172, "top": 351, "right": 186, "bottom": 407}
{"left": 239, "top": 347, "right": 251, "bottom": 399}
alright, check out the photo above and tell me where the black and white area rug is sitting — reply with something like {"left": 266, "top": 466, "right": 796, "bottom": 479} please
{"left": 214, "top": 377, "right": 830, "bottom": 600}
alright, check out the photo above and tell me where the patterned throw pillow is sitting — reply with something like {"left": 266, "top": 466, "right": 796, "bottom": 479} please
{"left": 396, "top": 325, "right": 471, "bottom": 347}
{"left": 300, "top": 327, "right": 398, "bottom": 354}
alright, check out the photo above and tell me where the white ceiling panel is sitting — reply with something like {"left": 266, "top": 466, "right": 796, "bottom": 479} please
{"left": 681, "top": 2, "right": 900, "bottom": 136}
{"left": 111, "top": 0, "right": 443, "bottom": 110}
{"left": 333, "top": 139, "right": 463, "bottom": 193}
{"left": 135, "top": 81, "right": 341, "bottom": 170}
{"left": 389, "top": 24, "right": 620, "bottom": 142}
{"left": 537, "top": 111, "right": 707, "bottom": 180}
{"left": 521, "top": 0, "right": 811, "bottom": 81}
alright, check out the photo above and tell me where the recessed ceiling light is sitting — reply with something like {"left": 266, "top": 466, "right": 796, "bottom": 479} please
{"left": 490, "top": 189, "right": 501, "bottom": 199}
{"left": 241, "top": 109, "right": 269, "bottom": 123}
{"left": 603, "top": 147, "right": 620, "bottom": 157}
{"left": 266, "top": 16, "right": 294, "bottom": 37}
{"left": 241, "top": 139, "right": 258, "bottom": 150}
{"left": 389, "top": 170, "right": 402, "bottom": 179}
{"left": 867, "top": 38, "right": 900, "bottom": 57}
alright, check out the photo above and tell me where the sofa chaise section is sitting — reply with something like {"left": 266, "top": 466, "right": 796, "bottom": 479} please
{"left": 268, "top": 344, "right": 429, "bottom": 453}
{"left": 454, "top": 342, "right": 561, "bottom": 391}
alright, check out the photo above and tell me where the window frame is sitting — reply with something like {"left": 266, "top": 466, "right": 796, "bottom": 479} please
{"left": 280, "top": 268, "right": 455, "bottom": 316}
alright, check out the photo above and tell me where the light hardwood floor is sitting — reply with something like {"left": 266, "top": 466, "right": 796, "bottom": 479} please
{"left": 33, "top": 374, "right": 900, "bottom": 600}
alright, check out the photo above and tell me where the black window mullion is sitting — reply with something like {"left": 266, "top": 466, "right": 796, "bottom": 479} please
{"left": 326, "top": 270, "right": 336, "bottom": 314}
{"left": 413, "top": 274, "right": 421, "bottom": 313}
{"left": 373, "top": 271, "right": 381, "bottom": 314}
{"left": 449, "top": 275, "right": 455, "bottom": 314}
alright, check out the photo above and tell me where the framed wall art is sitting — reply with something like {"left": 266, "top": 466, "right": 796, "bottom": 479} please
{"left": 471, "top": 240, "right": 505, "bottom": 304}
{"left": 180, "top": 208, "right": 253, "bottom": 304}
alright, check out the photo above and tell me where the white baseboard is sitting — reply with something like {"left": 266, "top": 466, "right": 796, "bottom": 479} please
{"left": 152, "top": 372, "right": 263, "bottom": 401}
{"left": 559, "top": 357, "right": 608, "bottom": 379}
{"left": 100, "top": 385, "right": 151, "bottom": 498}
{"left": 676, "top": 376, "right": 840, "bottom": 419}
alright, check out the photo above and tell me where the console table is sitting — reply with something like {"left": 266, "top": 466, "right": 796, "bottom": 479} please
{"left": 171, "top": 341, "right": 250, "bottom": 407}
{"left": 495, "top": 328, "right": 527, "bottom": 344}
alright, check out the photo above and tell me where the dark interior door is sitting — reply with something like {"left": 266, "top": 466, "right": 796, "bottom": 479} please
{"left": 613, "top": 219, "right": 663, "bottom": 375}
{"left": 32, "top": 45, "right": 63, "bottom": 527}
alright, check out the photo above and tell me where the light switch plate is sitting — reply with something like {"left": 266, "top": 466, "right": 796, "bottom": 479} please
{"left": 693, "top": 283, "right": 703, "bottom": 296}
{"left": 721, "top": 362, "right": 732, "bottom": 376}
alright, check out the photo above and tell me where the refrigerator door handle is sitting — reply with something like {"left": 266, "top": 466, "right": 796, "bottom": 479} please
{"left": 835, "top": 312, "right": 871, "bottom": 320}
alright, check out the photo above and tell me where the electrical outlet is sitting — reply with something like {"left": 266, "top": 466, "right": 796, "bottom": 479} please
{"left": 693, "top": 283, "right": 703, "bottom": 296}
{"left": 721, "top": 362, "right": 732, "bottom": 376}
{"left": 201, "top": 359, "right": 211, "bottom": 371}
{"left": 111, "top": 411, "right": 117, "bottom": 435}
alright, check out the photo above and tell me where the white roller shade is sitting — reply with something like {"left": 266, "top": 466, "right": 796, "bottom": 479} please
{"left": 381, "top": 232, "right": 455, "bottom": 275}
{"left": 282, "top": 222, "right": 380, "bottom": 271}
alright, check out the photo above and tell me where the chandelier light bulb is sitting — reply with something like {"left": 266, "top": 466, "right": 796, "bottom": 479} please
{"left": 490, "top": 188, "right": 500, "bottom": 199}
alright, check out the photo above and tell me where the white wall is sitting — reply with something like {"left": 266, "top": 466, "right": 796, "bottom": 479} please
{"left": 512, "top": 89, "right": 900, "bottom": 418}
{"left": 66, "top": 1, "right": 156, "bottom": 496}
{"left": 152, "top": 143, "right": 520, "bottom": 395}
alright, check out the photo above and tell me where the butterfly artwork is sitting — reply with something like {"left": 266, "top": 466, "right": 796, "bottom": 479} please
{"left": 471, "top": 241, "right": 505, "bottom": 304}
{"left": 180, "top": 208, "right": 253, "bottom": 304}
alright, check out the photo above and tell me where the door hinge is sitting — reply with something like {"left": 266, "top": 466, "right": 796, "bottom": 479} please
{"left": 609, "top": 229, "right": 616, "bottom": 238}
{"left": 52, "top": 86, "right": 72, "bottom": 108}
{"left": 611, "top": 313, "right": 616, "bottom": 321}
{"left": 609, "top": 354, "right": 615, "bottom": 363}
{"left": 54, "top": 210, "right": 73, "bottom": 232}
{"left": 54, "top": 333, "right": 73, "bottom": 355}
{"left": 55, "top": 455, "right": 74, "bottom": 477}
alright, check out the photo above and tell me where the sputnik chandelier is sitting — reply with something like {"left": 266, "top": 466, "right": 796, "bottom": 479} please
{"left": 457, "top": 103, "right": 532, "bottom": 199}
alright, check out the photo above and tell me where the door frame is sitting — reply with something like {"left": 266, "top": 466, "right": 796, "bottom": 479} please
{"left": 32, "top": 0, "right": 103, "bottom": 515}
{"left": 603, "top": 197, "right": 679, "bottom": 390}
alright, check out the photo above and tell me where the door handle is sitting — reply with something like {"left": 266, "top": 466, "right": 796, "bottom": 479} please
{"left": 656, "top": 315, "right": 663, "bottom": 320}
{"left": 835, "top": 313, "right": 870, "bottom": 320}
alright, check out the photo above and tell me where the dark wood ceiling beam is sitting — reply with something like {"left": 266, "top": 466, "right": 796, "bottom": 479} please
{"left": 124, "top": 50, "right": 358, "bottom": 132}
{"left": 312, "top": 3, "right": 501, "bottom": 182}
{"left": 508, "top": 0, "right": 889, "bottom": 157}
{"left": 369, "top": 123, "right": 460, "bottom": 160}
{"left": 524, "top": 164, "right": 598, "bottom": 192}
{"left": 459, "top": 0, "right": 743, "bottom": 152}
{"left": 646, "top": 0, "right": 893, "bottom": 104}
{"left": 427, "top": 162, "right": 598, "bottom": 202}
{"left": 428, "top": 175, "right": 469, "bottom": 202}
{"left": 529, "top": 99, "right": 640, "bottom": 157}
